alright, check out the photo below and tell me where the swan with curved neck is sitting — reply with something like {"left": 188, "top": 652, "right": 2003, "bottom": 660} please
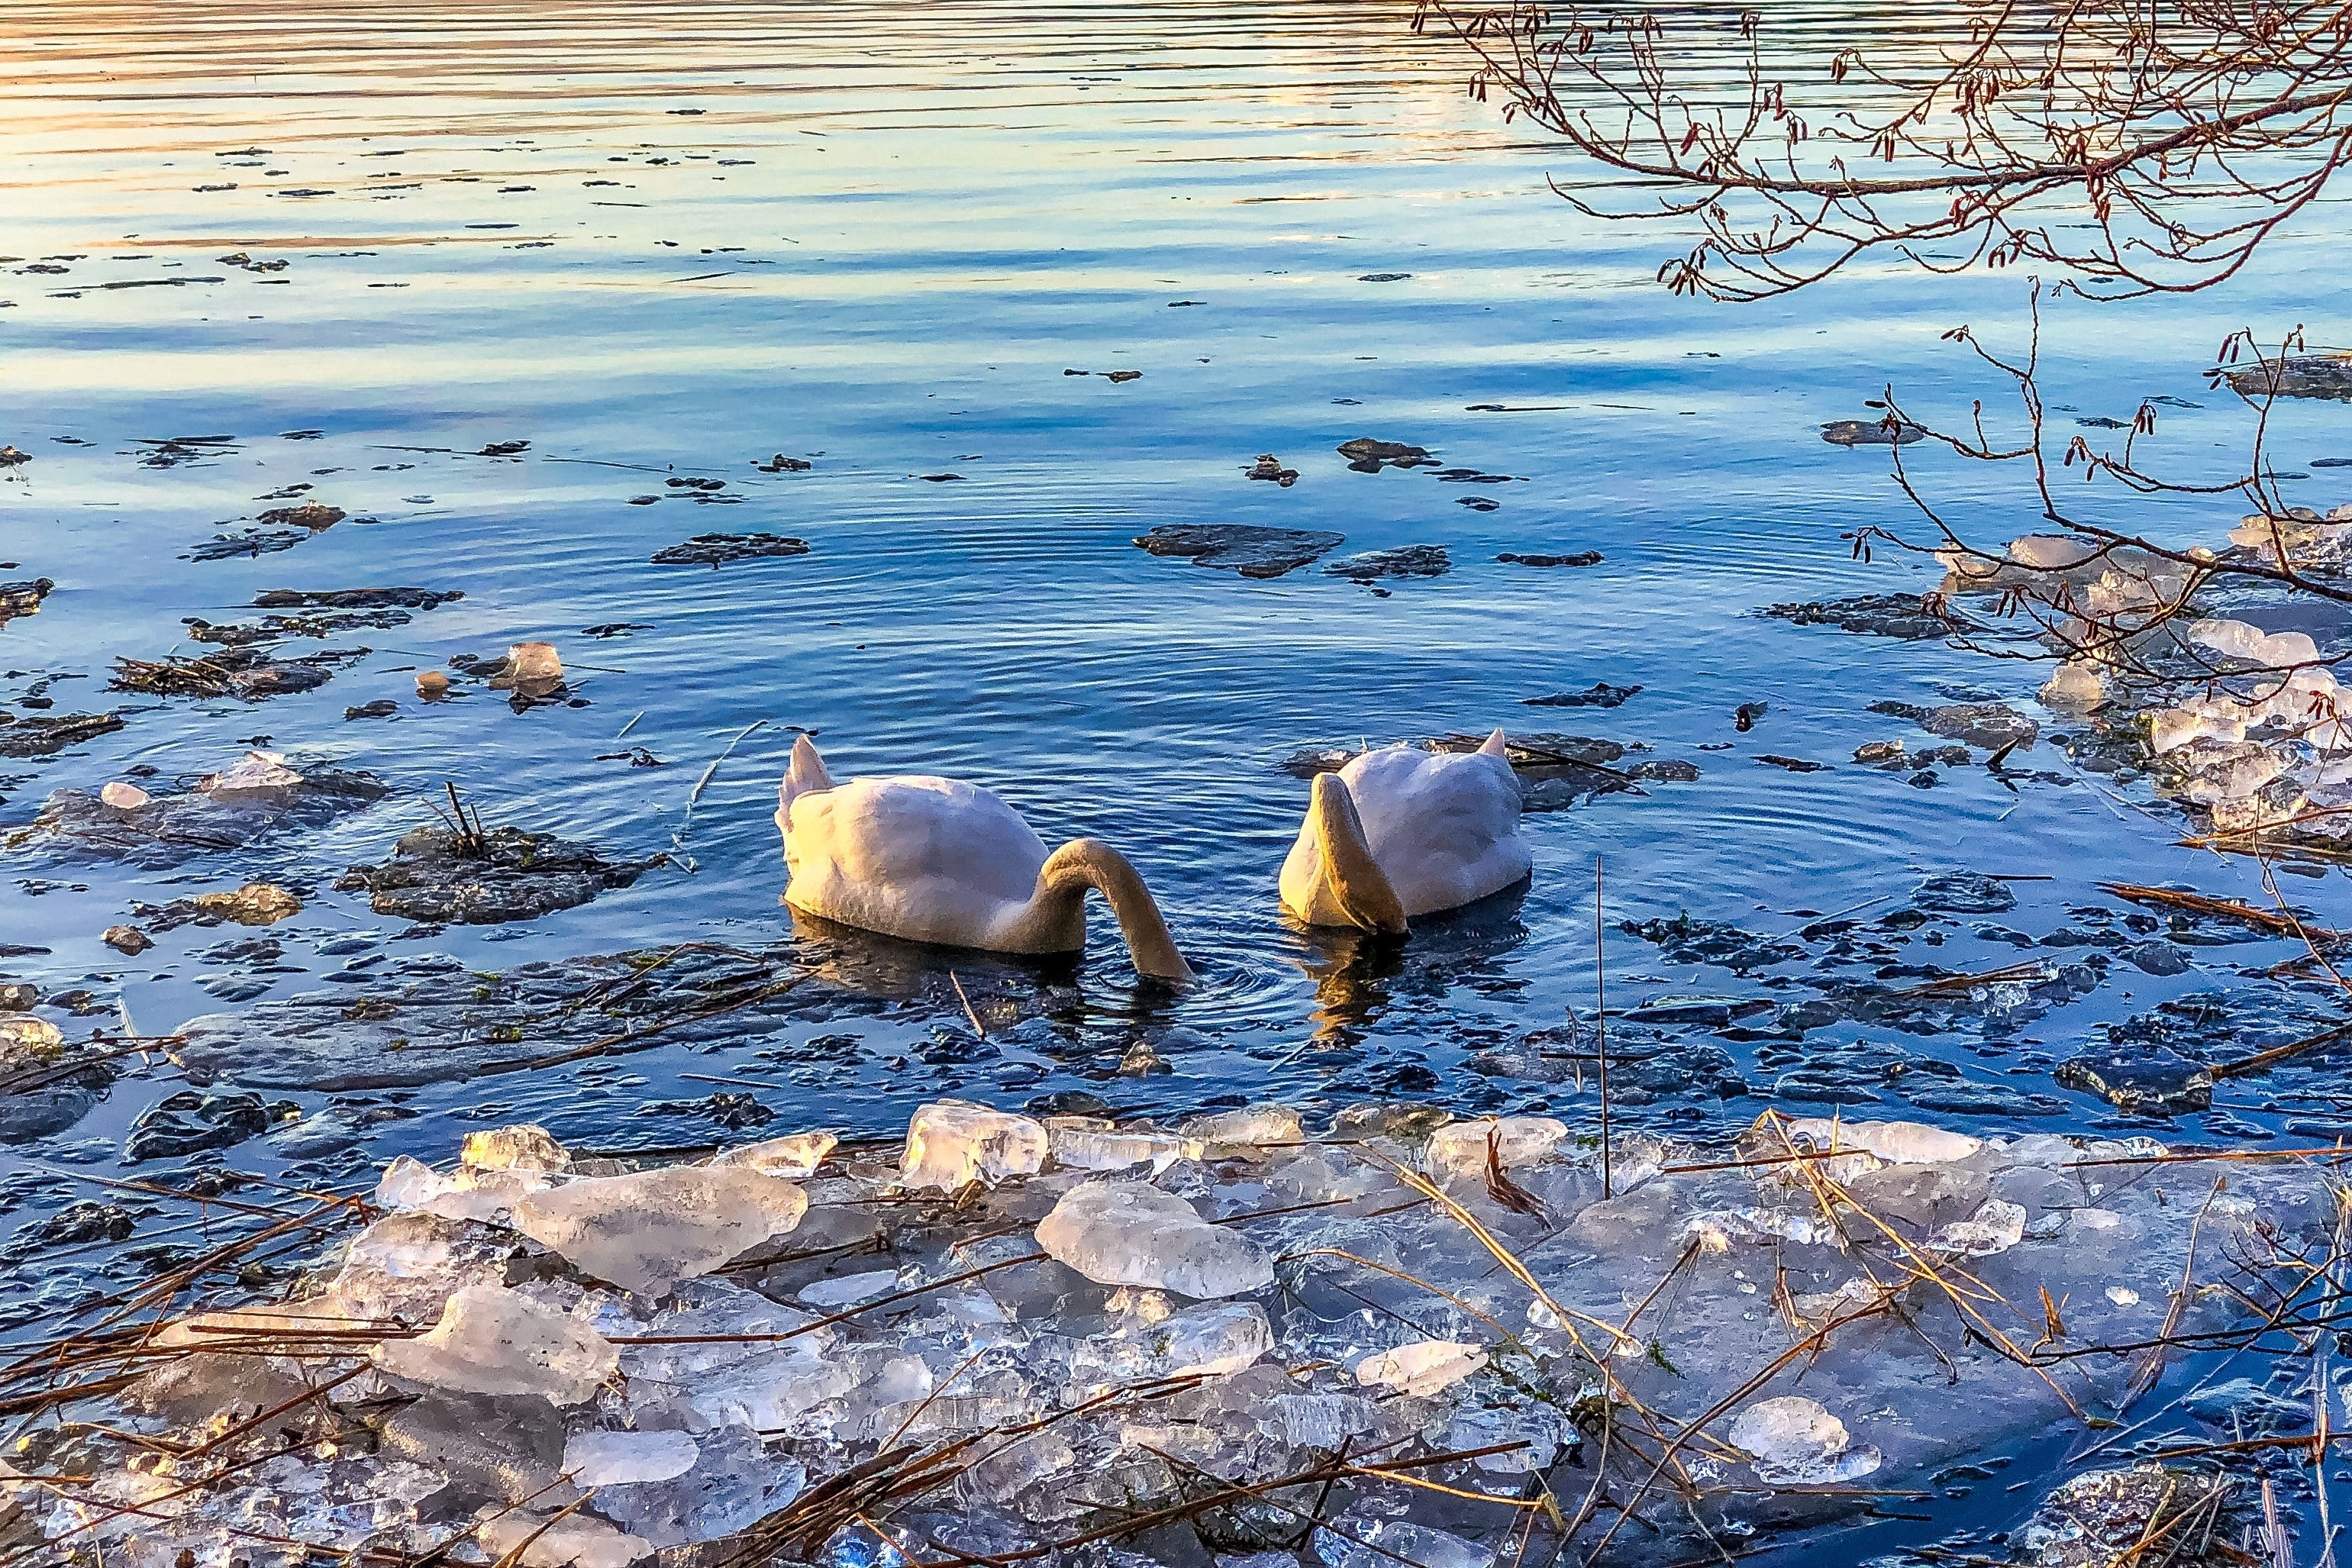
{"left": 1279, "top": 729, "right": 1531, "bottom": 931}
{"left": 776, "top": 736, "right": 1193, "bottom": 982}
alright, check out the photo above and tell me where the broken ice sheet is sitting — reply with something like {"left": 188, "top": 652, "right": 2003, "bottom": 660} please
{"left": 1035, "top": 1179, "right": 1274, "bottom": 1298}
{"left": 511, "top": 1163, "right": 808, "bottom": 1295}
{"left": 371, "top": 1282, "right": 618, "bottom": 1403}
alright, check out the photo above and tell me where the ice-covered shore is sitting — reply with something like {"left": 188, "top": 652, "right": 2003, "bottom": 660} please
{"left": 9, "top": 1100, "right": 2334, "bottom": 1566}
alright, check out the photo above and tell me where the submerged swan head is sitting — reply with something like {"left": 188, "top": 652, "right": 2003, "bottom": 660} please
{"left": 1279, "top": 728, "right": 1531, "bottom": 931}
{"left": 777, "top": 735, "right": 1193, "bottom": 984}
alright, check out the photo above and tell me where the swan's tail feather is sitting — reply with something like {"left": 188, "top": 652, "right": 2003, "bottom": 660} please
{"left": 776, "top": 734, "right": 837, "bottom": 853}
{"left": 1310, "top": 773, "right": 1408, "bottom": 934}
{"left": 1041, "top": 838, "right": 1194, "bottom": 985}
{"left": 1478, "top": 728, "right": 1509, "bottom": 757}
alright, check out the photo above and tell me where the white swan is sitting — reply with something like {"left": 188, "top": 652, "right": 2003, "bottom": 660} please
{"left": 1279, "top": 730, "right": 1531, "bottom": 932}
{"left": 776, "top": 736, "right": 1193, "bottom": 982}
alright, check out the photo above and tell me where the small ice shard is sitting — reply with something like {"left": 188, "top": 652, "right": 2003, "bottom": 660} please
{"left": 1726, "top": 1395, "right": 1882, "bottom": 1484}
{"left": 462, "top": 1123, "right": 569, "bottom": 1172}
{"left": 1035, "top": 1179, "right": 1273, "bottom": 1298}
{"left": 1424, "top": 1115, "right": 1570, "bottom": 1181}
{"left": 202, "top": 749, "right": 304, "bottom": 794}
{"left": 98, "top": 780, "right": 150, "bottom": 809}
{"left": 1931, "top": 1199, "right": 2028, "bottom": 1257}
{"left": 1353, "top": 1339, "right": 1489, "bottom": 1397}
{"left": 376, "top": 1152, "right": 557, "bottom": 1224}
{"left": 1681, "top": 1206, "right": 1834, "bottom": 1252}
{"left": 511, "top": 1165, "right": 808, "bottom": 1295}
{"left": 477, "top": 1507, "right": 653, "bottom": 1568}
{"left": 372, "top": 1283, "right": 618, "bottom": 1404}
{"left": 713, "top": 1129, "right": 838, "bottom": 1178}
{"left": 798, "top": 1269, "right": 899, "bottom": 1308}
{"left": 2040, "top": 660, "right": 2106, "bottom": 708}
{"left": 1266, "top": 1392, "right": 1381, "bottom": 1448}
{"left": 1179, "top": 1102, "right": 1304, "bottom": 1157}
{"left": 2105, "top": 1286, "right": 2142, "bottom": 1307}
{"left": 563, "top": 1429, "right": 701, "bottom": 1487}
{"left": 899, "top": 1099, "right": 1048, "bottom": 1191}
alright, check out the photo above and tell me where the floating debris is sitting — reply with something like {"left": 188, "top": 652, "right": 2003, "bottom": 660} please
{"left": 109, "top": 644, "right": 359, "bottom": 701}
{"left": 0, "top": 711, "right": 124, "bottom": 758}
{"left": 100, "top": 924, "right": 150, "bottom": 954}
{"left": 1764, "top": 592, "right": 1968, "bottom": 640}
{"left": 1134, "top": 524, "right": 1344, "bottom": 579}
{"left": 1497, "top": 550, "right": 1602, "bottom": 568}
{"left": 2219, "top": 351, "right": 2352, "bottom": 402}
{"left": 335, "top": 822, "right": 660, "bottom": 924}
{"left": 1524, "top": 682, "right": 1639, "bottom": 709}
{"left": 1820, "top": 417, "right": 1927, "bottom": 446}
{"left": 650, "top": 533, "right": 812, "bottom": 566}
{"left": 0, "top": 445, "right": 29, "bottom": 468}
{"left": 755, "top": 454, "right": 813, "bottom": 473}
{"left": 1324, "top": 544, "right": 1448, "bottom": 582}
{"left": 1244, "top": 453, "right": 1298, "bottom": 486}
{"left": 1337, "top": 436, "right": 1435, "bottom": 471}
{"left": 0, "top": 577, "right": 53, "bottom": 624}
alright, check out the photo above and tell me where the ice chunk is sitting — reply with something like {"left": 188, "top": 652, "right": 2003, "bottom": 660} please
{"left": 462, "top": 1123, "right": 569, "bottom": 1172}
{"left": 202, "top": 749, "right": 303, "bottom": 795}
{"left": 376, "top": 1152, "right": 557, "bottom": 1224}
{"left": 1353, "top": 1340, "right": 1488, "bottom": 1396}
{"left": 1036, "top": 1179, "right": 1273, "bottom": 1298}
{"left": 511, "top": 1165, "right": 808, "bottom": 1295}
{"left": 1179, "top": 1102, "right": 1305, "bottom": 1157}
{"left": 2040, "top": 660, "right": 2106, "bottom": 708}
{"left": 592, "top": 1423, "right": 805, "bottom": 1545}
{"left": 1779, "top": 1116, "right": 1981, "bottom": 1166}
{"left": 1048, "top": 1122, "right": 1198, "bottom": 1173}
{"left": 1682, "top": 1206, "right": 1836, "bottom": 1251}
{"left": 326, "top": 1210, "right": 514, "bottom": 1324}
{"left": 1726, "top": 1395, "right": 1882, "bottom": 1484}
{"left": 477, "top": 1508, "right": 652, "bottom": 1568}
{"left": 1424, "top": 1115, "right": 1569, "bottom": 1181}
{"left": 799, "top": 1269, "right": 899, "bottom": 1308}
{"left": 712, "top": 1129, "right": 838, "bottom": 1178}
{"left": 1266, "top": 1392, "right": 1381, "bottom": 1448}
{"left": 899, "top": 1099, "right": 1048, "bottom": 1191}
{"left": 371, "top": 1283, "right": 617, "bottom": 1404}
{"left": 563, "top": 1429, "right": 700, "bottom": 1486}
{"left": 1316, "top": 1518, "right": 1493, "bottom": 1568}
{"left": 1932, "top": 1199, "right": 2028, "bottom": 1257}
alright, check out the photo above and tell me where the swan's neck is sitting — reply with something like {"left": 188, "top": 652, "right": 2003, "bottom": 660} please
{"left": 1312, "top": 773, "right": 1407, "bottom": 934}
{"left": 1005, "top": 838, "right": 1193, "bottom": 983}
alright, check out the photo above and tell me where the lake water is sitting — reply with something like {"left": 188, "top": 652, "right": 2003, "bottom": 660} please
{"left": 2, "top": 1, "right": 2348, "bottom": 1554}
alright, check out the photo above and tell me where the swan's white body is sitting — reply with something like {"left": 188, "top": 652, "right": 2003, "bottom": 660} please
{"left": 778, "top": 737, "right": 1192, "bottom": 981}
{"left": 1280, "top": 731, "right": 1530, "bottom": 930}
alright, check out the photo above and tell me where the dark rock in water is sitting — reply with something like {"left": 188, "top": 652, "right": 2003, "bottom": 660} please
{"left": 1754, "top": 754, "right": 1828, "bottom": 773}
{"left": 253, "top": 587, "right": 463, "bottom": 611}
{"left": 755, "top": 454, "right": 812, "bottom": 473}
{"left": 1244, "top": 454, "right": 1297, "bottom": 486}
{"left": 1457, "top": 497, "right": 1499, "bottom": 511}
{"left": 109, "top": 645, "right": 356, "bottom": 701}
{"left": 2222, "top": 353, "right": 2352, "bottom": 402}
{"left": 1872, "top": 699, "right": 2038, "bottom": 751}
{"left": 1524, "top": 682, "right": 1639, "bottom": 709}
{"left": 0, "top": 579, "right": 53, "bottom": 624}
{"left": 1764, "top": 592, "right": 1966, "bottom": 640}
{"left": 2054, "top": 1040, "right": 2213, "bottom": 1113}
{"left": 256, "top": 502, "right": 346, "bottom": 530}
{"left": 0, "top": 711, "right": 124, "bottom": 758}
{"left": 2118, "top": 939, "right": 2193, "bottom": 976}
{"left": 14, "top": 1199, "right": 133, "bottom": 1249}
{"left": 582, "top": 622, "right": 653, "bottom": 639}
{"left": 1357, "top": 272, "right": 1412, "bottom": 282}
{"left": 344, "top": 699, "right": 398, "bottom": 721}
{"left": 1335, "top": 437, "right": 1435, "bottom": 472}
{"left": 1134, "top": 524, "right": 1344, "bottom": 579}
{"left": 0, "top": 1020, "right": 113, "bottom": 1143}
{"left": 12, "top": 765, "right": 387, "bottom": 868}
{"left": 2015, "top": 1463, "right": 2250, "bottom": 1567}
{"left": 186, "top": 605, "right": 419, "bottom": 644}
{"left": 335, "top": 825, "right": 660, "bottom": 924}
{"left": 1430, "top": 467, "right": 1515, "bottom": 484}
{"left": 124, "top": 1090, "right": 282, "bottom": 1163}
{"left": 185, "top": 527, "right": 315, "bottom": 562}
{"left": 1325, "top": 545, "right": 1448, "bottom": 582}
{"left": 1820, "top": 418, "right": 1926, "bottom": 447}
{"left": 1629, "top": 758, "right": 1700, "bottom": 782}
{"left": 1621, "top": 996, "right": 1773, "bottom": 1028}
{"left": 1912, "top": 873, "right": 2018, "bottom": 914}
{"left": 0, "top": 446, "right": 29, "bottom": 468}
{"left": 650, "top": 533, "right": 811, "bottom": 567}
{"left": 1281, "top": 733, "right": 1635, "bottom": 811}
{"left": 2179, "top": 1378, "right": 2311, "bottom": 1434}
{"left": 1498, "top": 551, "right": 1602, "bottom": 568}
{"left": 1102, "top": 369, "right": 1141, "bottom": 383}
{"left": 1897, "top": 1079, "right": 2070, "bottom": 1117}
{"left": 645, "top": 1091, "right": 774, "bottom": 1130}
{"left": 1734, "top": 702, "right": 1766, "bottom": 731}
